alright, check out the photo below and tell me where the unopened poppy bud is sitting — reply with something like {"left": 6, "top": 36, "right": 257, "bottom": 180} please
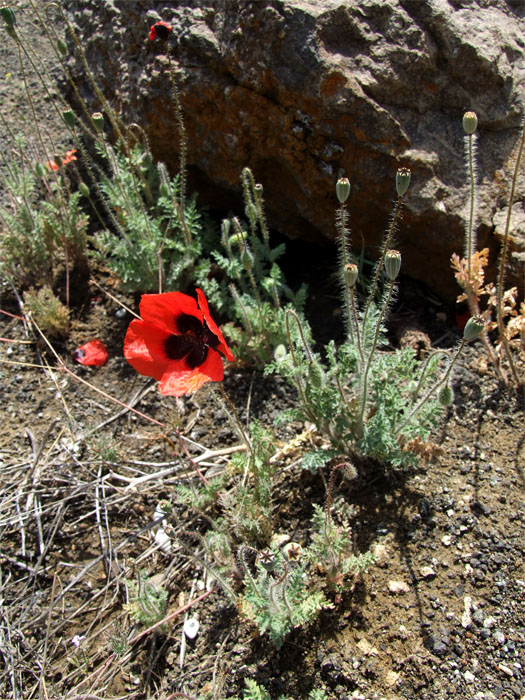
{"left": 159, "top": 182, "right": 170, "bottom": 198}
{"left": 34, "top": 162, "right": 45, "bottom": 177}
{"left": 438, "top": 384, "right": 453, "bottom": 407}
{"left": 61, "top": 109, "right": 76, "bottom": 129}
{"left": 395, "top": 168, "right": 411, "bottom": 197}
{"left": 273, "top": 344, "right": 287, "bottom": 363}
{"left": 462, "top": 111, "right": 478, "bottom": 135}
{"left": 57, "top": 38, "right": 68, "bottom": 56}
{"left": 1, "top": 6, "right": 16, "bottom": 28}
{"left": 245, "top": 202, "right": 257, "bottom": 223}
{"left": 79, "top": 182, "right": 90, "bottom": 197}
{"left": 228, "top": 232, "right": 247, "bottom": 248}
{"left": 384, "top": 250, "right": 402, "bottom": 281}
{"left": 344, "top": 262, "right": 358, "bottom": 288}
{"left": 241, "top": 249, "right": 254, "bottom": 271}
{"left": 336, "top": 177, "right": 351, "bottom": 204}
{"left": 463, "top": 315, "right": 484, "bottom": 341}
{"left": 308, "top": 362, "right": 324, "bottom": 388}
{"left": 92, "top": 112, "right": 104, "bottom": 132}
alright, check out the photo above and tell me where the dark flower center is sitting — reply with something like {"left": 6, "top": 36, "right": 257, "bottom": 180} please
{"left": 164, "top": 313, "right": 220, "bottom": 369}
{"left": 153, "top": 22, "right": 171, "bottom": 40}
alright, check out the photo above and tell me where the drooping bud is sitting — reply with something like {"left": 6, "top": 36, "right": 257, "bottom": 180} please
{"left": 462, "top": 111, "right": 478, "bottom": 135}
{"left": 344, "top": 262, "right": 358, "bottom": 288}
{"left": 273, "top": 344, "right": 287, "bottom": 363}
{"left": 1, "top": 6, "right": 16, "bottom": 28}
{"left": 438, "top": 384, "right": 453, "bottom": 407}
{"left": 245, "top": 201, "right": 257, "bottom": 224}
{"left": 336, "top": 177, "right": 351, "bottom": 204}
{"left": 61, "top": 109, "right": 76, "bottom": 129}
{"left": 384, "top": 249, "right": 402, "bottom": 281}
{"left": 463, "top": 315, "right": 484, "bottom": 341}
{"left": 91, "top": 112, "right": 104, "bottom": 132}
{"left": 240, "top": 249, "right": 254, "bottom": 271}
{"left": 79, "top": 182, "right": 90, "bottom": 197}
{"left": 228, "top": 232, "right": 247, "bottom": 248}
{"left": 395, "top": 168, "right": 411, "bottom": 197}
{"left": 159, "top": 182, "right": 170, "bottom": 198}
{"left": 307, "top": 361, "right": 324, "bottom": 388}
{"left": 57, "top": 38, "right": 68, "bottom": 57}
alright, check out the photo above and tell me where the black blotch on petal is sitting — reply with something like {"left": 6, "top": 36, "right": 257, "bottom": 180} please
{"left": 175, "top": 313, "right": 203, "bottom": 335}
{"left": 185, "top": 344, "right": 209, "bottom": 369}
{"left": 165, "top": 334, "right": 194, "bottom": 361}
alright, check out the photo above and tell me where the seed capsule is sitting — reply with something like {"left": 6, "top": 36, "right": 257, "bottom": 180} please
{"left": 336, "top": 177, "right": 351, "bottom": 204}
{"left": 344, "top": 263, "right": 358, "bottom": 288}
{"left": 462, "top": 111, "right": 478, "bottom": 135}
{"left": 463, "top": 315, "right": 484, "bottom": 341}
{"left": 395, "top": 168, "right": 411, "bottom": 197}
{"left": 384, "top": 250, "right": 402, "bottom": 281}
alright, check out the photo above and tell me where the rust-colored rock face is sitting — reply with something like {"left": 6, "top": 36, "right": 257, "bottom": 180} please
{"left": 65, "top": 0, "right": 524, "bottom": 300}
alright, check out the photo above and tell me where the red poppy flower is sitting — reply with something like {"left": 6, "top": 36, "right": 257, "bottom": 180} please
{"left": 124, "top": 289, "right": 234, "bottom": 397}
{"left": 46, "top": 149, "right": 77, "bottom": 172}
{"left": 73, "top": 339, "right": 108, "bottom": 367}
{"left": 149, "top": 21, "right": 171, "bottom": 41}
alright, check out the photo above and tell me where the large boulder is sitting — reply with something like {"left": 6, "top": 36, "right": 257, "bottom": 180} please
{"left": 64, "top": 0, "right": 525, "bottom": 300}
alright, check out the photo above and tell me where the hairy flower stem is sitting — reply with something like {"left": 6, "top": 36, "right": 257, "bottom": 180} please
{"left": 496, "top": 121, "right": 524, "bottom": 388}
{"left": 395, "top": 339, "right": 466, "bottom": 437}
{"left": 362, "top": 195, "right": 404, "bottom": 328}
{"left": 285, "top": 309, "right": 317, "bottom": 423}
{"left": 215, "top": 383, "right": 253, "bottom": 454}
{"left": 325, "top": 462, "right": 347, "bottom": 533}
{"left": 356, "top": 280, "right": 395, "bottom": 437}
{"left": 336, "top": 203, "right": 354, "bottom": 342}
{"left": 166, "top": 49, "right": 187, "bottom": 214}
{"left": 464, "top": 131, "right": 478, "bottom": 282}
{"left": 411, "top": 349, "right": 449, "bottom": 402}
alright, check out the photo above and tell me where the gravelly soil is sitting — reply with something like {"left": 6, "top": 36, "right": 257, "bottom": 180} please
{"left": 0, "top": 4, "right": 524, "bottom": 700}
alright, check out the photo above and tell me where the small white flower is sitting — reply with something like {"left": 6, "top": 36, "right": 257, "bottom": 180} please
{"left": 71, "top": 634, "right": 86, "bottom": 647}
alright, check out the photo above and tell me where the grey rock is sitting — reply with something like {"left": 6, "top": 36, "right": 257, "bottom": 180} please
{"left": 64, "top": 0, "right": 525, "bottom": 299}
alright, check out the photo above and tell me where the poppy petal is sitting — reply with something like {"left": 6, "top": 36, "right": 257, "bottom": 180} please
{"left": 123, "top": 320, "right": 172, "bottom": 380}
{"left": 139, "top": 292, "right": 203, "bottom": 337}
{"left": 159, "top": 348, "right": 224, "bottom": 396}
{"left": 196, "top": 288, "right": 234, "bottom": 362}
{"left": 73, "top": 339, "right": 108, "bottom": 366}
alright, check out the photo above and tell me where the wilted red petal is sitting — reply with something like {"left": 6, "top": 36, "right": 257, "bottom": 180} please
{"left": 73, "top": 339, "right": 108, "bottom": 366}
{"left": 158, "top": 348, "right": 224, "bottom": 396}
{"left": 196, "top": 288, "right": 234, "bottom": 362}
